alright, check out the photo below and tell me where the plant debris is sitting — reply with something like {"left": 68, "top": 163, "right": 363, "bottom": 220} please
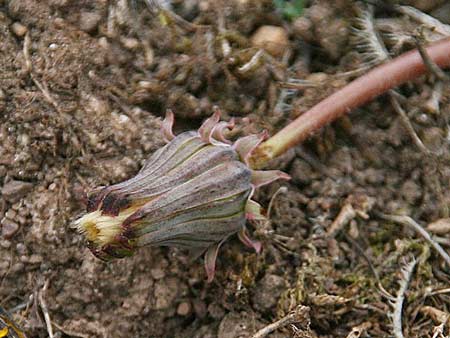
{"left": 1, "top": 1, "right": 450, "bottom": 337}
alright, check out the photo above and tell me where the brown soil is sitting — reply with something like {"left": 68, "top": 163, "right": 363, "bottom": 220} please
{"left": 1, "top": 1, "right": 449, "bottom": 337}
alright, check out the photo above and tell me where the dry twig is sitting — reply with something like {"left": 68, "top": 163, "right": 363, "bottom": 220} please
{"left": 38, "top": 280, "right": 54, "bottom": 338}
{"left": 251, "top": 305, "right": 310, "bottom": 338}
{"left": 346, "top": 321, "right": 372, "bottom": 338}
{"left": 388, "top": 93, "right": 434, "bottom": 155}
{"left": 23, "top": 33, "right": 62, "bottom": 114}
{"left": 381, "top": 257, "right": 417, "bottom": 338}
{"left": 52, "top": 322, "right": 90, "bottom": 338}
{"left": 396, "top": 6, "right": 450, "bottom": 36}
{"left": 377, "top": 213, "right": 450, "bottom": 268}
{"left": 415, "top": 32, "right": 449, "bottom": 82}
{"left": 351, "top": 7, "right": 436, "bottom": 156}
{"left": 144, "top": 0, "right": 208, "bottom": 32}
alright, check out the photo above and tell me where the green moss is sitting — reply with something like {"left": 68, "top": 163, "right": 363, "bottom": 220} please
{"left": 273, "top": 0, "right": 304, "bottom": 21}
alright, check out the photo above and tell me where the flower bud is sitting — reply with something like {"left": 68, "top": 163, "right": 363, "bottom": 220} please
{"left": 75, "top": 109, "right": 289, "bottom": 281}
{"left": 0, "top": 306, "right": 26, "bottom": 338}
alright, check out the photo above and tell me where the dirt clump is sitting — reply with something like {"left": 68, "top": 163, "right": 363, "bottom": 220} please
{"left": 1, "top": 1, "right": 450, "bottom": 337}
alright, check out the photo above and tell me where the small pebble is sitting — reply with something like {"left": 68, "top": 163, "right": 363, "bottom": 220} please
{"left": 1, "top": 218, "right": 19, "bottom": 239}
{"left": 0, "top": 239, "right": 11, "bottom": 249}
{"left": 207, "top": 303, "right": 225, "bottom": 319}
{"left": 150, "top": 268, "right": 165, "bottom": 279}
{"left": 53, "top": 17, "right": 65, "bottom": 29}
{"left": 28, "top": 254, "right": 43, "bottom": 264}
{"left": 2, "top": 180, "right": 33, "bottom": 203}
{"left": 121, "top": 37, "right": 140, "bottom": 50}
{"left": 250, "top": 25, "right": 289, "bottom": 57}
{"left": 5, "top": 209, "right": 17, "bottom": 219}
{"left": 79, "top": 12, "right": 102, "bottom": 33}
{"left": 252, "top": 274, "right": 285, "bottom": 312}
{"left": 16, "top": 243, "right": 27, "bottom": 255}
{"left": 11, "top": 22, "right": 27, "bottom": 37}
{"left": 11, "top": 262, "right": 24, "bottom": 273}
{"left": 192, "top": 299, "right": 207, "bottom": 319}
{"left": 427, "top": 218, "right": 450, "bottom": 235}
{"left": 0, "top": 260, "right": 9, "bottom": 270}
{"left": 177, "top": 302, "right": 191, "bottom": 316}
{"left": 293, "top": 16, "right": 314, "bottom": 42}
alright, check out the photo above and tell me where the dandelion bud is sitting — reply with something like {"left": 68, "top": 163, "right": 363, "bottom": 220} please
{"left": 75, "top": 109, "right": 289, "bottom": 281}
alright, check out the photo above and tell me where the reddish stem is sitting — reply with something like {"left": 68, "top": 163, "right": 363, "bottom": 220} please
{"left": 250, "top": 36, "right": 450, "bottom": 168}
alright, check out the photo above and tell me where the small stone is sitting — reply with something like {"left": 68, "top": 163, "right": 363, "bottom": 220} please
{"left": 1, "top": 218, "right": 19, "bottom": 239}
{"left": 5, "top": 209, "right": 17, "bottom": 219}
{"left": 1, "top": 180, "right": 33, "bottom": 203}
{"left": 207, "top": 303, "right": 225, "bottom": 319}
{"left": 250, "top": 25, "right": 289, "bottom": 57}
{"left": 293, "top": 16, "right": 314, "bottom": 42}
{"left": 121, "top": 37, "right": 140, "bottom": 50}
{"left": 28, "top": 254, "right": 43, "bottom": 264}
{"left": 79, "top": 12, "right": 102, "bottom": 33}
{"left": 421, "top": 127, "right": 444, "bottom": 152}
{"left": 0, "top": 239, "right": 11, "bottom": 249}
{"left": 53, "top": 17, "right": 65, "bottom": 29}
{"left": 154, "top": 278, "right": 178, "bottom": 310}
{"left": 0, "top": 260, "right": 9, "bottom": 271}
{"left": 427, "top": 218, "right": 450, "bottom": 235}
{"left": 11, "top": 22, "right": 28, "bottom": 37}
{"left": 11, "top": 262, "right": 24, "bottom": 273}
{"left": 16, "top": 243, "right": 27, "bottom": 255}
{"left": 177, "top": 302, "right": 191, "bottom": 316}
{"left": 98, "top": 36, "right": 109, "bottom": 49}
{"left": 150, "top": 267, "right": 165, "bottom": 280}
{"left": 252, "top": 274, "right": 286, "bottom": 312}
{"left": 192, "top": 299, "right": 207, "bottom": 319}
{"left": 218, "top": 312, "right": 263, "bottom": 338}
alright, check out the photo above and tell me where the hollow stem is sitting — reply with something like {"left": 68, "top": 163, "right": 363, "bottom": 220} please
{"left": 249, "top": 37, "right": 450, "bottom": 169}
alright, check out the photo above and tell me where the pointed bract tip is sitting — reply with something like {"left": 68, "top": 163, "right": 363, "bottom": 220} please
{"left": 238, "top": 227, "right": 262, "bottom": 253}
{"left": 233, "top": 130, "right": 268, "bottom": 166}
{"left": 161, "top": 109, "right": 175, "bottom": 143}
{"left": 205, "top": 243, "right": 221, "bottom": 283}
{"left": 251, "top": 170, "right": 291, "bottom": 188}
{"left": 199, "top": 109, "right": 221, "bottom": 143}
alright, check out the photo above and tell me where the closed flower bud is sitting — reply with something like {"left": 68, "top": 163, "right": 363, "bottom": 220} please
{"left": 75, "top": 109, "right": 289, "bottom": 281}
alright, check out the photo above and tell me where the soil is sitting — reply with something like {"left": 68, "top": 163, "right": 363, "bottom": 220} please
{"left": 0, "top": 1, "right": 450, "bottom": 337}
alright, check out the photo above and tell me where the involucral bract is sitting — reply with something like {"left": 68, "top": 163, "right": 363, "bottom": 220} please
{"left": 75, "top": 109, "right": 289, "bottom": 281}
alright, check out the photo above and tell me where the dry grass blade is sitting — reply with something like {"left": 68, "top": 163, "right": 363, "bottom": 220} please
{"left": 251, "top": 305, "right": 310, "bottom": 338}
{"left": 377, "top": 213, "right": 450, "bottom": 268}
{"left": 388, "top": 93, "right": 434, "bottom": 155}
{"left": 352, "top": 6, "right": 389, "bottom": 65}
{"left": 143, "top": 0, "right": 208, "bottom": 32}
{"left": 346, "top": 321, "right": 372, "bottom": 338}
{"left": 352, "top": 6, "right": 435, "bottom": 156}
{"left": 396, "top": 6, "right": 450, "bottom": 36}
{"left": 385, "top": 257, "right": 417, "bottom": 338}
{"left": 38, "top": 280, "right": 54, "bottom": 338}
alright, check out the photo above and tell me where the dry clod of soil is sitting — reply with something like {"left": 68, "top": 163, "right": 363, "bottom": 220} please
{"left": 176, "top": 301, "right": 192, "bottom": 316}
{"left": 252, "top": 274, "right": 286, "bottom": 312}
{"left": 426, "top": 218, "right": 450, "bottom": 235}
{"left": 10, "top": 21, "right": 27, "bottom": 36}
{"left": 0, "top": 217, "right": 20, "bottom": 239}
{"left": 250, "top": 25, "right": 289, "bottom": 57}
{"left": 1, "top": 180, "right": 33, "bottom": 203}
{"left": 79, "top": 11, "right": 103, "bottom": 33}
{"left": 217, "top": 312, "right": 261, "bottom": 338}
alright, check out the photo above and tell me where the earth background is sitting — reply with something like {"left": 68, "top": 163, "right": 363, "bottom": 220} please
{"left": 1, "top": 0, "right": 450, "bottom": 337}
